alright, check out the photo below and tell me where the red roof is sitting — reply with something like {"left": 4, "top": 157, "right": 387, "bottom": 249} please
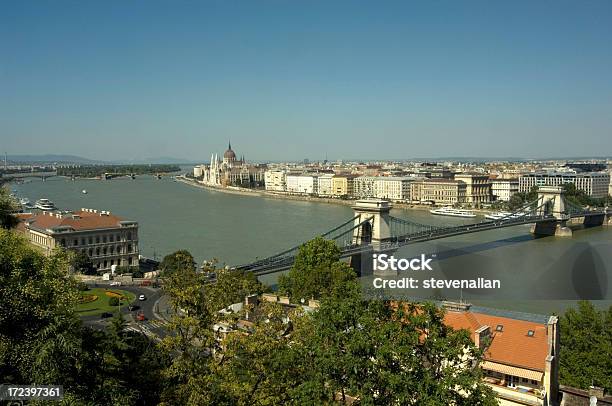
{"left": 18, "top": 210, "right": 130, "bottom": 233}
{"left": 444, "top": 310, "right": 549, "bottom": 371}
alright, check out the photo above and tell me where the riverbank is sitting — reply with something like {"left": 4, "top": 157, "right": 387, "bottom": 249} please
{"left": 175, "top": 176, "right": 496, "bottom": 214}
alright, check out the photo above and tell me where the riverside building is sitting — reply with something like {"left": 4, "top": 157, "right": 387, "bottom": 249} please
{"left": 454, "top": 173, "right": 492, "bottom": 205}
{"left": 411, "top": 178, "right": 467, "bottom": 205}
{"left": 353, "top": 176, "right": 378, "bottom": 198}
{"left": 373, "top": 176, "right": 412, "bottom": 201}
{"left": 491, "top": 178, "right": 519, "bottom": 202}
{"left": 16, "top": 208, "right": 139, "bottom": 272}
{"left": 286, "top": 173, "right": 319, "bottom": 195}
{"left": 264, "top": 170, "right": 287, "bottom": 192}
{"left": 519, "top": 171, "right": 610, "bottom": 198}
{"left": 195, "top": 142, "right": 266, "bottom": 188}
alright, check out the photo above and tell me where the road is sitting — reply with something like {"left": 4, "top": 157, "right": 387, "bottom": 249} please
{"left": 80, "top": 282, "right": 170, "bottom": 340}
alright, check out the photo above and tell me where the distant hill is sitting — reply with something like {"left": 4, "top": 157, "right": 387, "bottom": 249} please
{"left": 125, "top": 157, "right": 194, "bottom": 164}
{"left": 5, "top": 154, "right": 194, "bottom": 165}
{"left": 6, "top": 154, "right": 103, "bottom": 164}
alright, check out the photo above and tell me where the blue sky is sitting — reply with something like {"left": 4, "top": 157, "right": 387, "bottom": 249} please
{"left": 1, "top": 1, "right": 611, "bottom": 162}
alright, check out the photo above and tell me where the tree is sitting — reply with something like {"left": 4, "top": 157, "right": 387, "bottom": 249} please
{"left": 559, "top": 301, "right": 612, "bottom": 393}
{"left": 0, "top": 186, "right": 18, "bottom": 229}
{"left": 0, "top": 229, "right": 80, "bottom": 383}
{"left": 0, "top": 229, "right": 168, "bottom": 405}
{"left": 204, "top": 266, "right": 267, "bottom": 313}
{"left": 71, "top": 250, "right": 96, "bottom": 275}
{"left": 278, "top": 236, "right": 356, "bottom": 301}
{"left": 286, "top": 281, "right": 497, "bottom": 405}
{"left": 159, "top": 249, "right": 196, "bottom": 276}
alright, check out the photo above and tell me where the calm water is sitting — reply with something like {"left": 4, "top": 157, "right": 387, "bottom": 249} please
{"left": 12, "top": 175, "right": 612, "bottom": 314}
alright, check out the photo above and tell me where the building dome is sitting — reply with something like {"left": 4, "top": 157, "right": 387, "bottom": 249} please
{"left": 224, "top": 141, "right": 236, "bottom": 160}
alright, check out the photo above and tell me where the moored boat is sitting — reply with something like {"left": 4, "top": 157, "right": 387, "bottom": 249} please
{"left": 429, "top": 207, "right": 477, "bottom": 218}
{"left": 35, "top": 198, "right": 56, "bottom": 210}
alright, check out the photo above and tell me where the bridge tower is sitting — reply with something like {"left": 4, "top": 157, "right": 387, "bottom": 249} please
{"left": 352, "top": 199, "right": 392, "bottom": 244}
{"left": 531, "top": 186, "right": 572, "bottom": 237}
{"left": 350, "top": 199, "right": 397, "bottom": 276}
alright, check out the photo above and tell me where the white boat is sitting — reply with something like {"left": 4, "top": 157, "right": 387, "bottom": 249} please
{"left": 82, "top": 189, "right": 87, "bottom": 194}
{"left": 485, "top": 211, "right": 527, "bottom": 220}
{"left": 485, "top": 211, "right": 512, "bottom": 220}
{"left": 35, "top": 198, "right": 56, "bottom": 211}
{"left": 429, "top": 207, "right": 477, "bottom": 218}
{"left": 20, "top": 197, "right": 30, "bottom": 206}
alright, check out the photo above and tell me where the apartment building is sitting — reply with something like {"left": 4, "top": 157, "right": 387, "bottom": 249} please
{"left": 16, "top": 208, "right": 139, "bottom": 272}
{"left": 454, "top": 173, "right": 492, "bottom": 205}
{"left": 411, "top": 178, "right": 467, "bottom": 205}
{"left": 519, "top": 172, "right": 610, "bottom": 198}
{"left": 286, "top": 173, "right": 319, "bottom": 195}
{"left": 264, "top": 170, "right": 287, "bottom": 192}
{"left": 444, "top": 303, "right": 559, "bottom": 406}
{"left": 491, "top": 178, "right": 519, "bottom": 202}
{"left": 373, "top": 176, "right": 412, "bottom": 201}
{"left": 332, "top": 175, "right": 356, "bottom": 197}
{"left": 318, "top": 173, "right": 334, "bottom": 196}
{"left": 353, "top": 176, "right": 378, "bottom": 198}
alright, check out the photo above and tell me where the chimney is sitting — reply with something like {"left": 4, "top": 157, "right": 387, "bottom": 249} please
{"left": 589, "top": 386, "right": 605, "bottom": 399}
{"left": 474, "top": 325, "right": 490, "bottom": 349}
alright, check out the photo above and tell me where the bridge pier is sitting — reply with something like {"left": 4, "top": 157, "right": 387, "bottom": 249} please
{"left": 530, "top": 219, "right": 572, "bottom": 237}
{"left": 583, "top": 213, "right": 605, "bottom": 228}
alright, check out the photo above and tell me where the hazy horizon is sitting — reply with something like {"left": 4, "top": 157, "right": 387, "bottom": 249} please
{"left": 2, "top": 1, "right": 612, "bottom": 161}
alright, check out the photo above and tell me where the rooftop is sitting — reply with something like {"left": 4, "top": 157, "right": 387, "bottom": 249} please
{"left": 17, "top": 208, "right": 136, "bottom": 234}
{"left": 443, "top": 306, "right": 551, "bottom": 371}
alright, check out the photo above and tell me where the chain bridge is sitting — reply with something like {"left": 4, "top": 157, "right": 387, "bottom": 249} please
{"left": 237, "top": 186, "right": 611, "bottom": 276}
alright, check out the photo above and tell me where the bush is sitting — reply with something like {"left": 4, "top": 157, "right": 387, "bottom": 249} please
{"left": 108, "top": 297, "right": 120, "bottom": 306}
{"left": 77, "top": 282, "right": 89, "bottom": 291}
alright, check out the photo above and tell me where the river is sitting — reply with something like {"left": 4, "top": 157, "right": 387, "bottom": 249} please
{"left": 11, "top": 174, "right": 612, "bottom": 314}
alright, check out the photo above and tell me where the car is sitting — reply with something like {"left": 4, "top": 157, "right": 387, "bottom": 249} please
{"left": 110, "top": 281, "right": 121, "bottom": 286}
{"left": 136, "top": 311, "right": 145, "bottom": 321}
{"left": 100, "top": 312, "right": 113, "bottom": 319}
{"left": 138, "top": 294, "right": 146, "bottom": 301}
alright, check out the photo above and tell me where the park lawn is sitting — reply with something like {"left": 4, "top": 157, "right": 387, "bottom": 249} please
{"left": 76, "top": 288, "right": 136, "bottom": 316}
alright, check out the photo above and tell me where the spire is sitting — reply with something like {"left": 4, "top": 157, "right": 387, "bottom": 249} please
{"left": 228, "top": 140, "right": 232, "bottom": 150}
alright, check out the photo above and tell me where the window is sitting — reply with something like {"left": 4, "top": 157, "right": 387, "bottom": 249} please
{"left": 81, "top": 238, "right": 86, "bottom": 245}
{"left": 527, "top": 330, "right": 535, "bottom": 337}
{"left": 495, "top": 325, "right": 503, "bottom": 332}
{"left": 96, "top": 247, "right": 100, "bottom": 256}
{"left": 103, "top": 247, "right": 107, "bottom": 255}
{"left": 103, "top": 260, "right": 107, "bottom": 268}
{"left": 128, "top": 244, "right": 132, "bottom": 253}
{"left": 96, "top": 236, "right": 100, "bottom": 243}
{"left": 110, "top": 246, "right": 114, "bottom": 254}
{"left": 127, "top": 232, "right": 132, "bottom": 241}
{"left": 61, "top": 238, "right": 66, "bottom": 247}
{"left": 73, "top": 239, "right": 78, "bottom": 246}
{"left": 103, "top": 235, "right": 107, "bottom": 243}
{"left": 89, "top": 236, "right": 93, "bottom": 244}
{"left": 89, "top": 248, "right": 93, "bottom": 256}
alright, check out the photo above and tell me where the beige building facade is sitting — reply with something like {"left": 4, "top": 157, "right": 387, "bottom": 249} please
{"left": 412, "top": 179, "right": 467, "bottom": 205}
{"left": 332, "top": 175, "right": 355, "bottom": 197}
{"left": 454, "top": 173, "right": 491, "bottom": 205}
{"left": 17, "top": 208, "right": 139, "bottom": 272}
{"left": 373, "top": 176, "right": 412, "bottom": 201}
